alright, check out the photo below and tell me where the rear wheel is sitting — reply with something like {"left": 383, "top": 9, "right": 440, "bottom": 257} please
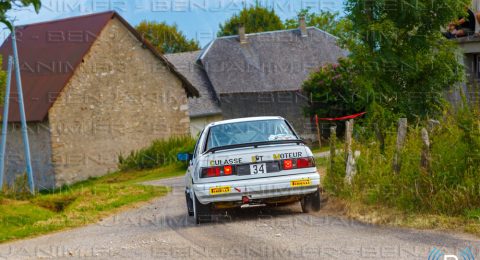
{"left": 185, "top": 191, "right": 194, "bottom": 216}
{"left": 301, "top": 188, "right": 321, "bottom": 213}
{"left": 193, "top": 193, "right": 211, "bottom": 224}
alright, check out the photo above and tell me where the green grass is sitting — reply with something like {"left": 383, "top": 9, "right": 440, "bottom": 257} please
{"left": 0, "top": 163, "right": 186, "bottom": 243}
{"left": 309, "top": 145, "right": 330, "bottom": 154}
{"left": 118, "top": 136, "right": 195, "bottom": 171}
{"left": 324, "top": 107, "right": 480, "bottom": 215}
{"left": 330, "top": 197, "right": 480, "bottom": 237}
{"left": 314, "top": 157, "right": 329, "bottom": 168}
{"left": 320, "top": 107, "right": 480, "bottom": 236}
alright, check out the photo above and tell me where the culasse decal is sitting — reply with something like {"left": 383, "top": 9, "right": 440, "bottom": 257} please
{"left": 209, "top": 158, "right": 243, "bottom": 166}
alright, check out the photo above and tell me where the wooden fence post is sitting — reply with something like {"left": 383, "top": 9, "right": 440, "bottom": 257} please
{"left": 345, "top": 120, "right": 356, "bottom": 184}
{"left": 393, "top": 118, "right": 408, "bottom": 174}
{"left": 427, "top": 119, "right": 440, "bottom": 132}
{"left": 420, "top": 128, "right": 430, "bottom": 170}
{"left": 344, "top": 120, "right": 353, "bottom": 161}
{"left": 374, "top": 124, "right": 386, "bottom": 153}
{"left": 329, "top": 125, "right": 337, "bottom": 171}
{"left": 315, "top": 115, "right": 322, "bottom": 149}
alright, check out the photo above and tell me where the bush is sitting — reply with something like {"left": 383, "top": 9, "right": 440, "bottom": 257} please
{"left": 118, "top": 136, "right": 196, "bottom": 171}
{"left": 303, "top": 58, "right": 366, "bottom": 121}
{"left": 325, "top": 107, "right": 480, "bottom": 216}
{"left": 1, "top": 174, "right": 32, "bottom": 200}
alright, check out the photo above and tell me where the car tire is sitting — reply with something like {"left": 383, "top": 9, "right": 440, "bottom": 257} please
{"left": 301, "top": 188, "right": 321, "bottom": 213}
{"left": 185, "top": 191, "right": 194, "bottom": 216}
{"left": 193, "top": 193, "right": 211, "bottom": 224}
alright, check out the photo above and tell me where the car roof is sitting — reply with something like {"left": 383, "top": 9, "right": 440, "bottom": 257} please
{"left": 207, "top": 116, "right": 285, "bottom": 127}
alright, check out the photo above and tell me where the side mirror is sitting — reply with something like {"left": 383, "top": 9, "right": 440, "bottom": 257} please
{"left": 177, "top": 153, "right": 193, "bottom": 162}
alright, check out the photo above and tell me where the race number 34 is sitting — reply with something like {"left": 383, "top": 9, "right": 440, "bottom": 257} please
{"left": 250, "top": 163, "right": 267, "bottom": 174}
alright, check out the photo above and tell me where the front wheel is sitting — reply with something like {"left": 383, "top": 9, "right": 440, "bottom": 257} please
{"left": 193, "top": 193, "right": 211, "bottom": 224}
{"left": 301, "top": 188, "right": 321, "bottom": 213}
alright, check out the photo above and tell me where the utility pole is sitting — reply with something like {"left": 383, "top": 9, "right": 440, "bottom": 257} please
{"left": 11, "top": 27, "right": 35, "bottom": 194}
{"left": 0, "top": 56, "right": 14, "bottom": 190}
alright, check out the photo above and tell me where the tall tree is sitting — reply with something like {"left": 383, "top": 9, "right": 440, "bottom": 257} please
{"left": 285, "top": 9, "right": 349, "bottom": 37}
{"left": 218, "top": 6, "right": 284, "bottom": 36}
{"left": 0, "top": 0, "right": 41, "bottom": 29}
{"left": 136, "top": 21, "right": 200, "bottom": 54}
{"left": 305, "top": 0, "right": 469, "bottom": 127}
{"left": 0, "top": 0, "right": 41, "bottom": 104}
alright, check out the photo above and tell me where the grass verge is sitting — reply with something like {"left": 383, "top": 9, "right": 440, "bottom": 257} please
{"left": 323, "top": 196, "right": 480, "bottom": 237}
{"left": 309, "top": 145, "right": 330, "bottom": 154}
{"left": 320, "top": 107, "right": 480, "bottom": 237}
{"left": 316, "top": 164, "right": 480, "bottom": 237}
{"left": 0, "top": 163, "right": 185, "bottom": 244}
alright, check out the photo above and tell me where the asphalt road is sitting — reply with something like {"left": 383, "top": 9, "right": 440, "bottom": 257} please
{"left": 0, "top": 176, "right": 478, "bottom": 260}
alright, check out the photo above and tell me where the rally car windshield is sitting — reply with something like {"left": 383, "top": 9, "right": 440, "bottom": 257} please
{"left": 206, "top": 119, "right": 298, "bottom": 151}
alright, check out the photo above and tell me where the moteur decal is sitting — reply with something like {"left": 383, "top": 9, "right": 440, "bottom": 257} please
{"left": 273, "top": 152, "right": 303, "bottom": 160}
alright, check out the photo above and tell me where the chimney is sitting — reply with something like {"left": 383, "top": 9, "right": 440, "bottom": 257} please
{"left": 239, "top": 25, "right": 247, "bottom": 44}
{"left": 299, "top": 16, "right": 307, "bottom": 37}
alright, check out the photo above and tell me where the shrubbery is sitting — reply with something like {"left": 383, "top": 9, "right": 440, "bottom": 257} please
{"left": 325, "top": 106, "right": 480, "bottom": 216}
{"left": 303, "top": 0, "right": 467, "bottom": 129}
{"left": 303, "top": 58, "right": 365, "bottom": 120}
{"left": 118, "top": 136, "right": 196, "bottom": 171}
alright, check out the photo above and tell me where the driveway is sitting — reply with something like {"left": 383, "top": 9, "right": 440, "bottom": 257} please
{"left": 0, "top": 176, "right": 478, "bottom": 259}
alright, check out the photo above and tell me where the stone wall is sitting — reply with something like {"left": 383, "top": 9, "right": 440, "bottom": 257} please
{"left": 446, "top": 53, "right": 480, "bottom": 108}
{"left": 190, "top": 114, "right": 223, "bottom": 137}
{"left": 4, "top": 122, "right": 55, "bottom": 189}
{"left": 48, "top": 18, "right": 190, "bottom": 186}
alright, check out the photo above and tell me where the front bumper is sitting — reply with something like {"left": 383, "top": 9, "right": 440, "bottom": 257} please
{"left": 193, "top": 172, "right": 320, "bottom": 204}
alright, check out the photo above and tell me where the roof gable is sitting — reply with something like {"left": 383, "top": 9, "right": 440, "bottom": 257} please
{"left": 0, "top": 11, "right": 198, "bottom": 123}
{"left": 165, "top": 51, "right": 222, "bottom": 117}
{"left": 199, "top": 28, "right": 347, "bottom": 94}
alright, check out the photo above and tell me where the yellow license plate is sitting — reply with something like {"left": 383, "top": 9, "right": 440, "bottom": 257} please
{"left": 290, "top": 179, "right": 311, "bottom": 187}
{"left": 209, "top": 186, "right": 231, "bottom": 195}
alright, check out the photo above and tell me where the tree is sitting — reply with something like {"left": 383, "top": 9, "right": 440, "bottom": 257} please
{"left": 305, "top": 0, "right": 468, "bottom": 128}
{"left": 0, "top": 0, "right": 41, "bottom": 104}
{"left": 0, "top": 56, "right": 6, "bottom": 105}
{"left": 303, "top": 58, "right": 364, "bottom": 120}
{"left": 217, "top": 6, "right": 284, "bottom": 36}
{"left": 285, "top": 9, "right": 349, "bottom": 37}
{"left": 0, "top": 0, "right": 41, "bottom": 30}
{"left": 136, "top": 21, "right": 200, "bottom": 54}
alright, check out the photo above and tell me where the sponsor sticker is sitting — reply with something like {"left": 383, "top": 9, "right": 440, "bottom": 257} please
{"left": 290, "top": 179, "right": 311, "bottom": 187}
{"left": 251, "top": 155, "right": 264, "bottom": 163}
{"left": 209, "top": 186, "right": 231, "bottom": 195}
{"left": 273, "top": 152, "right": 303, "bottom": 160}
{"left": 209, "top": 158, "right": 242, "bottom": 166}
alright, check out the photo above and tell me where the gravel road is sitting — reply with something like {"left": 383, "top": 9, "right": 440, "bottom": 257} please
{"left": 0, "top": 176, "right": 478, "bottom": 260}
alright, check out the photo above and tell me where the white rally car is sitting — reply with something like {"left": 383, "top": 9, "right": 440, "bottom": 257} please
{"left": 178, "top": 116, "right": 321, "bottom": 224}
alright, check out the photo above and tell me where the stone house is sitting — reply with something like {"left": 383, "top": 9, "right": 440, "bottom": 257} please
{"left": 167, "top": 20, "right": 346, "bottom": 139}
{"left": 0, "top": 11, "right": 198, "bottom": 189}
{"left": 165, "top": 51, "right": 223, "bottom": 136}
{"left": 450, "top": 0, "right": 480, "bottom": 106}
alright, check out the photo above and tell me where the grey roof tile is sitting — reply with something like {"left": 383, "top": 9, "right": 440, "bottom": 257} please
{"left": 165, "top": 51, "right": 222, "bottom": 117}
{"left": 199, "top": 27, "right": 347, "bottom": 94}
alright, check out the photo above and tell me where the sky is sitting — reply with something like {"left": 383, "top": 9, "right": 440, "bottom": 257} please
{"left": 2, "top": 0, "right": 344, "bottom": 47}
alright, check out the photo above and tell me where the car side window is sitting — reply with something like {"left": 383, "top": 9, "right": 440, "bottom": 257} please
{"left": 192, "top": 129, "right": 204, "bottom": 159}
